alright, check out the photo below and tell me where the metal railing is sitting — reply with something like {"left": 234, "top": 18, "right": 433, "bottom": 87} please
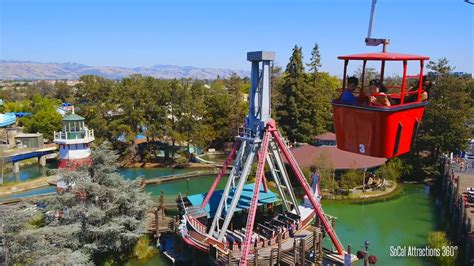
{"left": 54, "top": 129, "right": 94, "bottom": 141}
{"left": 237, "top": 127, "right": 252, "bottom": 139}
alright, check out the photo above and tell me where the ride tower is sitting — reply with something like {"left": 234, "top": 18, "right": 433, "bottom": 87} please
{"left": 201, "top": 51, "right": 345, "bottom": 265}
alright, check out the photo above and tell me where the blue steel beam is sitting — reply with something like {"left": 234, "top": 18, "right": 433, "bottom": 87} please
{"left": 4, "top": 150, "right": 57, "bottom": 163}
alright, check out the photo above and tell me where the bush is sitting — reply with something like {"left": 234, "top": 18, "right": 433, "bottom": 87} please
{"left": 339, "top": 169, "right": 364, "bottom": 191}
{"left": 26, "top": 213, "right": 45, "bottom": 229}
{"left": 375, "top": 157, "right": 406, "bottom": 181}
{"left": 309, "top": 153, "right": 337, "bottom": 192}
{"left": 133, "top": 235, "right": 157, "bottom": 260}
{"left": 427, "top": 231, "right": 457, "bottom": 266}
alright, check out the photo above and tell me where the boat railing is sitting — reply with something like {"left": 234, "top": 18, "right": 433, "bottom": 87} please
{"left": 188, "top": 216, "right": 207, "bottom": 234}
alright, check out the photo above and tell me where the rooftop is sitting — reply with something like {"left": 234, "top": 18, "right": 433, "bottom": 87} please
{"left": 63, "top": 113, "right": 85, "bottom": 121}
{"left": 338, "top": 52, "right": 429, "bottom": 61}
{"left": 15, "top": 133, "right": 42, "bottom": 138}
{"left": 314, "top": 132, "right": 336, "bottom": 141}
{"left": 187, "top": 183, "right": 280, "bottom": 217}
{"left": 291, "top": 145, "right": 386, "bottom": 170}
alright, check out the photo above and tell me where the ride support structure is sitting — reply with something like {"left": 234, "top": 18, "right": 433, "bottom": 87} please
{"left": 365, "top": 0, "right": 390, "bottom": 50}
{"left": 202, "top": 51, "right": 345, "bottom": 265}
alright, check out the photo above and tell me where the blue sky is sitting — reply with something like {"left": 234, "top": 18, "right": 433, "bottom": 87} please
{"left": 1, "top": 0, "right": 473, "bottom": 76}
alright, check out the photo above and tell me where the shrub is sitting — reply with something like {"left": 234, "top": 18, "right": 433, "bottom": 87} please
{"left": 339, "top": 169, "right": 364, "bottom": 191}
{"left": 427, "top": 231, "right": 457, "bottom": 266}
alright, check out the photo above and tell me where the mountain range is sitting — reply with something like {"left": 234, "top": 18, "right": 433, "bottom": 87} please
{"left": 0, "top": 60, "right": 250, "bottom": 80}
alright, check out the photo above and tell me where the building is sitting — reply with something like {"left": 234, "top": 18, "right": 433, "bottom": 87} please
{"left": 53, "top": 111, "right": 94, "bottom": 170}
{"left": 15, "top": 133, "right": 44, "bottom": 149}
{"left": 292, "top": 132, "right": 386, "bottom": 171}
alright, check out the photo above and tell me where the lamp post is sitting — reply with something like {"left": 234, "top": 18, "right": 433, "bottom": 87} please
{"left": 364, "top": 240, "right": 370, "bottom": 266}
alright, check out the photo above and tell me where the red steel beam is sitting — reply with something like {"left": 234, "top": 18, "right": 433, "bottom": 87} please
{"left": 240, "top": 130, "right": 271, "bottom": 265}
{"left": 271, "top": 128, "right": 345, "bottom": 256}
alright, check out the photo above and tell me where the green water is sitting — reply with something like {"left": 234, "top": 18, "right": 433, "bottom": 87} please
{"left": 322, "top": 184, "right": 443, "bottom": 266}
{"left": 118, "top": 167, "right": 191, "bottom": 180}
{"left": 3, "top": 164, "right": 443, "bottom": 265}
{"left": 2, "top": 161, "right": 57, "bottom": 184}
{"left": 198, "top": 153, "right": 228, "bottom": 162}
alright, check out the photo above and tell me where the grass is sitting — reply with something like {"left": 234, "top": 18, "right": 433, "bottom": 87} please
{"left": 323, "top": 183, "right": 404, "bottom": 204}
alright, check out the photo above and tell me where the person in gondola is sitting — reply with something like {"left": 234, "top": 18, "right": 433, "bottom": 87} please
{"left": 368, "top": 79, "right": 391, "bottom": 106}
{"left": 340, "top": 76, "right": 364, "bottom": 105}
{"left": 407, "top": 77, "right": 429, "bottom": 103}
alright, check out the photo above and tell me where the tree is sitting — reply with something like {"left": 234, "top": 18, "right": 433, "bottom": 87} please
{"left": 54, "top": 81, "right": 73, "bottom": 102}
{"left": 354, "top": 66, "right": 379, "bottom": 89}
{"left": 2, "top": 99, "right": 32, "bottom": 113}
{"left": 75, "top": 75, "right": 119, "bottom": 145}
{"left": 308, "top": 152, "right": 337, "bottom": 192}
{"left": 305, "top": 43, "right": 339, "bottom": 133}
{"left": 375, "top": 157, "right": 405, "bottom": 181}
{"left": 277, "top": 45, "right": 320, "bottom": 143}
{"left": 311, "top": 72, "right": 340, "bottom": 133}
{"left": 427, "top": 58, "right": 453, "bottom": 75}
{"left": 307, "top": 42, "right": 322, "bottom": 77}
{"left": 224, "top": 73, "right": 247, "bottom": 138}
{"left": 21, "top": 94, "right": 62, "bottom": 140}
{"left": 270, "top": 65, "right": 284, "bottom": 116}
{"left": 204, "top": 80, "right": 233, "bottom": 148}
{"left": 339, "top": 169, "right": 363, "bottom": 191}
{"left": 416, "top": 59, "right": 473, "bottom": 161}
{"left": 0, "top": 142, "right": 152, "bottom": 265}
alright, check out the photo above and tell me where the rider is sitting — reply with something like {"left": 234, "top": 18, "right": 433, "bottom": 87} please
{"left": 368, "top": 79, "right": 391, "bottom": 106}
{"left": 340, "top": 76, "right": 362, "bottom": 105}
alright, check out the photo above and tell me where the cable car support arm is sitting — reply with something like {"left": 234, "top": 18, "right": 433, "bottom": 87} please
{"left": 365, "top": 0, "right": 390, "bottom": 51}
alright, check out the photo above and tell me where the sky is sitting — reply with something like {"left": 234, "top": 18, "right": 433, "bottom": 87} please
{"left": 1, "top": 0, "right": 473, "bottom": 76}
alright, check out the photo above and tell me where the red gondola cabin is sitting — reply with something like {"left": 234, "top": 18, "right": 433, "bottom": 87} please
{"left": 332, "top": 52, "right": 429, "bottom": 158}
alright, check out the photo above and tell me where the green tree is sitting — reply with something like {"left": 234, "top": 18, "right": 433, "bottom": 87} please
{"left": 224, "top": 73, "right": 247, "bottom": 138}
{"left": 204, "top": 80, "right": 233, "bottom": 147}
{"left": 54, "top": 81, "right": 73, "bottom": 102}
{"left": 2, "top": 100, "right": 33, "bottom": 113}
{"left": 305, "top": 42, "right": 339, "bottom": 133}
{"left": 416, "top": 59, "right": 473, "bottom": 161}
{"left": 312, "top": 72, "right": 340, "bottom": 133}
{"left": 339, "top": 169, "right": 363, "bottom": 191}
{"left": 354, "top": 66, "right": 379, "bottom": 90}
{"left": 0, "top": 142, "right": 152, "bottom": 265}
{"left": 21, "top": 94, "right": 62, "bottom": 140}
{"left": 375, "top": 157, "right": 406, "bottom": 181}
{"left": 270, "top": 65, "right": 284, "bottom": 116}
{"left": 277, "top": 45, "right": 320, "bottom": 143}
{"left": 308, "top": 152, "right": 337, "bottom": 192}
{"left": 75, "top": 75, "right": 120, "bottom": 146}
{"left": 307, "top": 42, "right": 322, "bottom": 77}
{"left": 427, "top": 58, "right": 453, "bottom": 75}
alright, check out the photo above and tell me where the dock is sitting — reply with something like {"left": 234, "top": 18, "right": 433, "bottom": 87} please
{"left": 208, "top": 225, "right": 357, "bottom": 265}
{"left": 145, "top": 170, "right": 217, "bottom": 185}
{"left": 440, "top": 156, "right": 474, "bottom": 265}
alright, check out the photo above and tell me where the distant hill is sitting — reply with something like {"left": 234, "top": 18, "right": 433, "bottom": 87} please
{"left": 0, "top": 60, "right": 250, "bottom": 80}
